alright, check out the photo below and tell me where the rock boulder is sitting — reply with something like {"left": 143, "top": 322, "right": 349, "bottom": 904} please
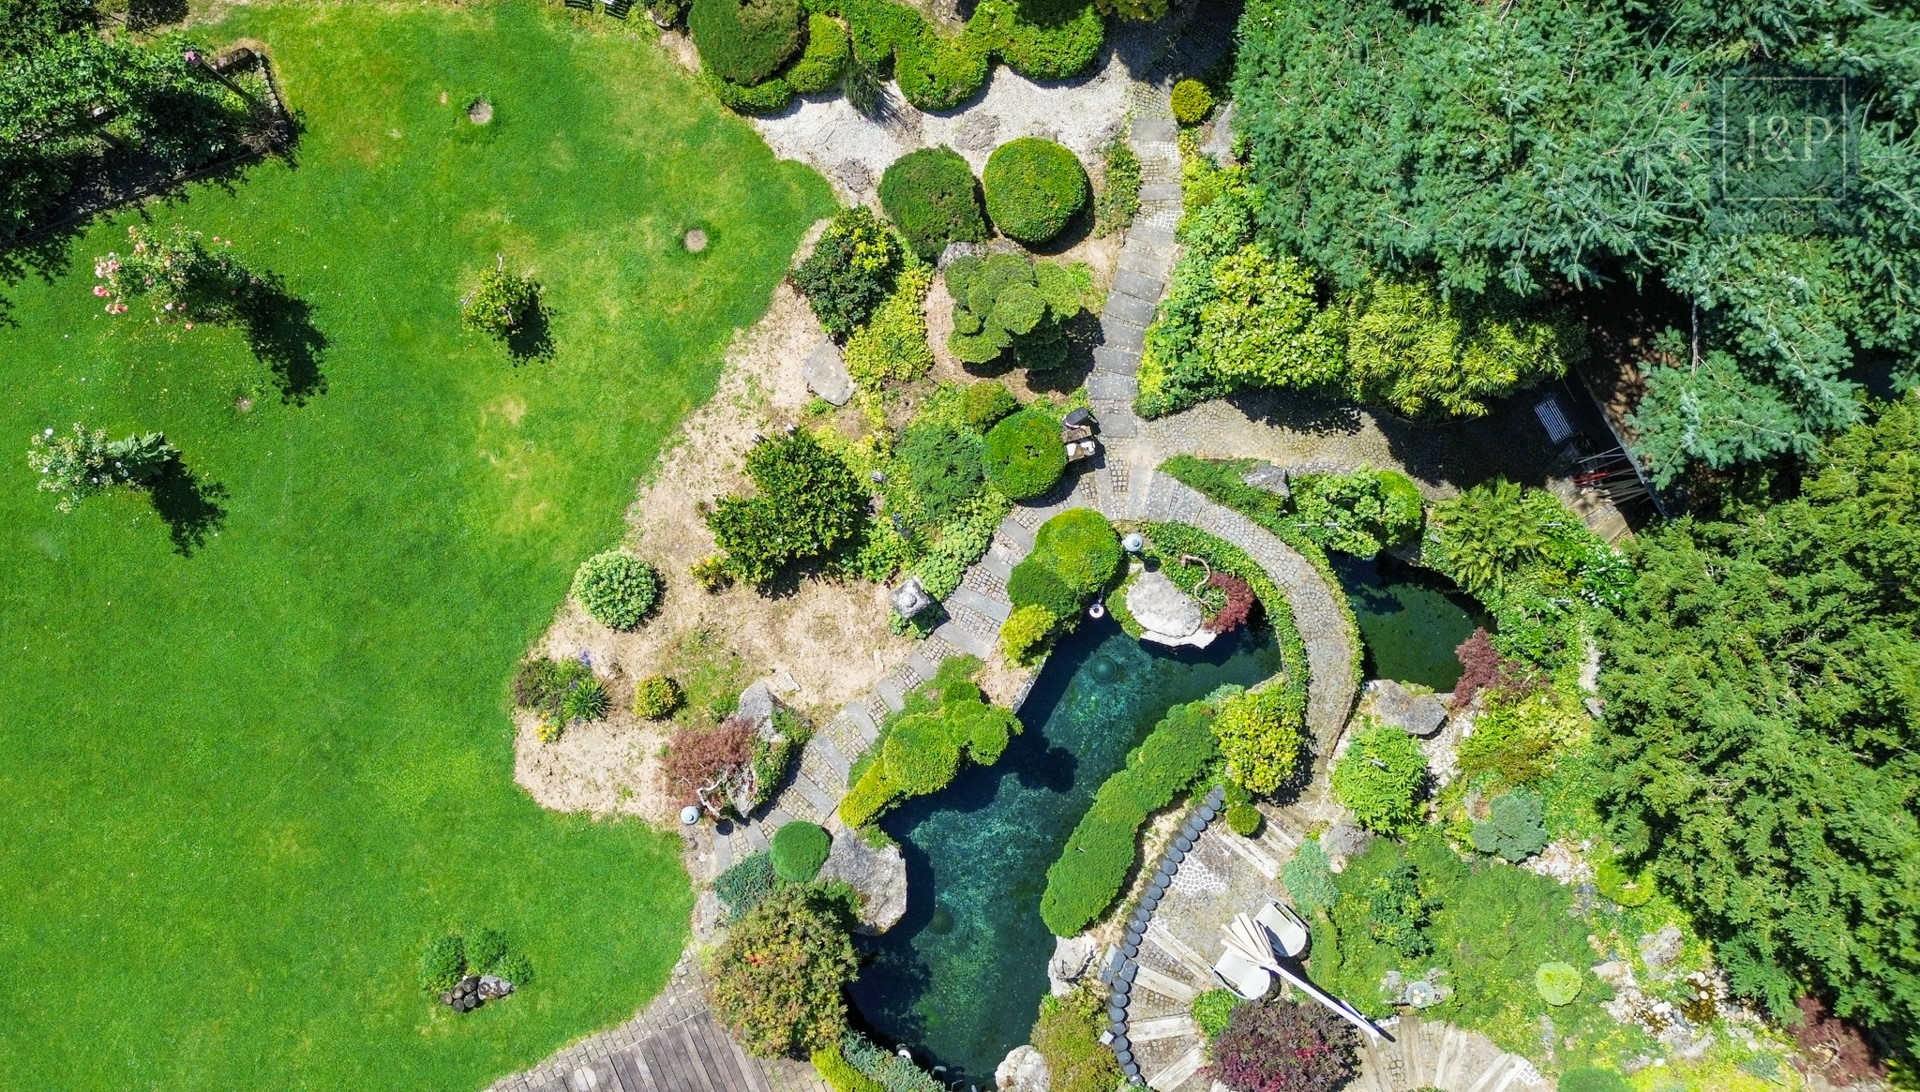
{"left": 816, "top": 825, "right": 908, "bottom": 934}
{"left": 803, "top": 340, "right": 854, "bottom": 405}
{"left": 1128, "top": 571, "right": 1204, "bottom": 643}
{"left": 995, "top": 1045, "right": 1050, "bottom": 1092}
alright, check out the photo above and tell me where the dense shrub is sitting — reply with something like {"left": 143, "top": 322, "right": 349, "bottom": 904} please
{"left": 1360, "top": 859, "right": 1438, "bottom": 960}
{"left": 633, "top": 675, "right": 683, "bottom": 720}
{"left": 1202, "top": 571, "right": 1257, "bottom": 634}
{"left": 1031, "top": 986, "right": 1122, "bottom": 1092}
{"left": 1213, "top": 995, "right": 1361, "bottom": 1092}
{"left": 1455, "top": 685, "right": 1585, "bottom": 788}
{"left": 1000, "top": 603, "right": 1057, "bottom": 664}
{"left": 1212, "top": 685, "right": 1305, "bottom": 795}
{"left": 792, "top": 207, "right": 906, "bottom": 338}
{"left": 716, "top": 853, "right": 778, "bottom": 922}
{"left": 662, "top": 716, "right": 756, "bottom": 810}
{"left": 1557, "top": 1070, "right": 1630, "bottom": 1092}
{"left": 1791, "top": 996, "right": 1888, "bottom": 1087}
{"left": 96, "top": 224, "right": 261, "bottom": 326}
{"left": 690, "top": 0, "right": 803, "bottom": 84}
{"left": 1451, "top": 628, "right": 1537, "bottom": 709}
{"left": 1026, "top": 508, "right": 1119, "bottom": 598}
{"left": 841, "top": 1031, "right": 946, "bottom": 1091}
{"left": 26, "top": 424, "right": 176, "bottom": 512}
{"left": 1279, "top": 836, "right": 1335, "bottom": 913}
{"left": 837, "top": 762, "right": 897, "bottom": 828}
{"left": 838, "top": 658, "right": 1018, "bottom": 826}
{"left": 1191, "top": 989, "right": 1237, "bottom": 1039}
{"left": 900, "top": 421, "right": 984, "bottom": 525}
{"left": 982, "top": 409, "right": 1066, "bottom": 499}
{"left": 959, "top": 380, "right": 1018, "bottom": 432}
{"left": 467, "top": 927, "right": 507, "bottom": 975}
{"left": 462, "top": 261, "right": 540, "bottom": 338}
{"left": 982, "top": 138, "right": 1090, "bottom": 246}
{"left": 1041, "top": 699, "right": 1218, "bottom": 934}
{"left": 1290, "top": 468, "right": 1424, "bottom": 556}
{"left": 1008, "top": 561, "right": 1080, "bottom": 621}
{"left": 1093, "top": 135, "right": 1140, "bottom": 235}
{"left": 1226, "top": 803, "right": 1262, "bottom": 836}
{"left": 946, "top": 253, "right": 1090, "bottom": 371}
{"left": 1170, "top": 78, "right": 1213, "bottom": 126}
{"left": 812, "top": 1045, "right": 885, "bottom": 1092}
{"left": 844, "top": 264, "right": 935, "bottom": 388}
{"left": 990, "top": 0, "right": 1103, "bottom": 78}
{"left": 879, "top": 146, "right": 986, "bottom": 262}
{"left": 420, "top": 934, "right": 466, "bottom": 995}
{"left": 709, "top": 882, "right": 859, "bottom": 1057}
{"left": 1331, "top": 720, "right": 1427, "bottom": 834}
{"left": 707, "top": 431, "right": 869, "bottom": 587}
{"left": 1471, "top": 791, "right": 1549, "bottom": 862}
{"left": 770, "top": 820, "right": 832, "bottom": 882}
{"left": 1534, "top": 961, "right": 1582, "bottom": 1006}
{"left": 571, "top": 551, "right": 662, "bottom": 630}
{"left": 787, "top": 13, "right": 849, "bottom": 94}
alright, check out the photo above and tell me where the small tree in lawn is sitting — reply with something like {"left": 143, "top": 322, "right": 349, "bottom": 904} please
{"left": 27, "top": 425, "right": 177, "bottom": 512}
{"left": 95, "top": 224, "right": 260, "bottom": 326}
{"left": 1213, "top": 995, "right": 1360, "bottom": 1092}
{"left": 462, "top": 255, "right": 540, "bottom": 338}
{"left": 708, "top": 882, "right": 859, "bottom": 1058}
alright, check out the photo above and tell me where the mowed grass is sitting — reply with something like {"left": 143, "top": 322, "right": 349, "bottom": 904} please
{"left": 0, "top": 4, "right": 830, "bottom": 1089}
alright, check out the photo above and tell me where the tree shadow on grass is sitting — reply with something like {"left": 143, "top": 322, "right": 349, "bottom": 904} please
{"left": 237, "top": 274, "right": 329, "bottom": 403}
{"left": 505, "top": 298, "right": 554, "bottom": 363}
{"left": 147, "top": 456, "right": 229, "bottom": 557}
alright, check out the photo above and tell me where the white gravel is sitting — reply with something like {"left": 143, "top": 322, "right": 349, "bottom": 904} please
{"left": 750, "top": 47, "right": 1142, "bottom": 201}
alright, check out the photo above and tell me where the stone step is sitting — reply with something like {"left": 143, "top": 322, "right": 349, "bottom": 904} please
{"left": 1133, "top": 962, "right": 1199, "bottom": 1004}
{"left": 1128, "top": 1014, "right": 1197, "bottom": 1043}
{"left": 1104, "top": 291, "right": 1159, "bottom": 328}
{"left": 738, "top": 821, "right": 770, "bottom": 854}
{"left": 786, "top": 770, "right": 838, "bottom": 819}
{"left": 873, "top": 676, "right": 907, "bottom": 713}
{"left": 1139, "top": 183, "right": 1182, "bottom": 204}
{"left": 1131, "top": 116, "right": 1177, "bottom": 143}
{"left": 806, "top": 735, "right": 850, "bottom": 786}
{"left": 996, "top": 514, "right": 1038, "bottom": 552}
{"left": 822, "top": 714, "right": 869, "bottom": 762}
{"left": 1118, "top": 247, "right": 1175, "bottom": 282}
{"left": 1100, "top": 316, "right": 1147, "bottom": 353}
{"left": 711, "top": 825, "right": 733, "bottom": 876}
{"left": 1097, "top": 412, "right": 1138, "bottom": 440}
{"left": 1144, "top": 923, "right": 1215, "bottom": 983}
{"left": 933, "top": 619, "right": 994, "bottom": 659}
{"left": 1145, "top": 1043, "right": 1205, "bottom": 1092}
{"left": 1112, "top": 267, "right": 1166, "bottom": 304}
{"left": 946, "top": 582, "right": 1012, "bottom": 624}
{"left": 1127, "top": 221, "right": 1177, "bottom": 249}
{"left": 905, "top": 649, "right": 942, "bottom": 687}
{"left": 841, "top": 702, "right": 879, "bottom": 743}
{"left": 977, "top": 547, "right": 1014, "bottom": 581}
{"left": 1087, "top": 371, "right": 1140, "bottom": 403}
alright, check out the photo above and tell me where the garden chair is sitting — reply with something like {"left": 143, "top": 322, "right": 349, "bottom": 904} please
{"left": 1211, "top": 945, "right": 1273, "bottom": 1002}
{"left": 1254, "top": 897, "right": 1310, "bottom": 959}
{"left": 564, "top": 0, "right": 593, "bottom": 10}
{"left": 602, "top": 0, "right": 634, "bottom": 17}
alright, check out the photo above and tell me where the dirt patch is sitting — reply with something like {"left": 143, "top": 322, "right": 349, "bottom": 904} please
{"left": 514, "top": 268, "right": 918, "bottom": 822}
{"left": 467, "top": 98, "right": 494, "bottom": 125}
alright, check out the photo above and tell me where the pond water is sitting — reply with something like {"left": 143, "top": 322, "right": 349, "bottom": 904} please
{"left": 848, "top": 618, "right": 1282, "bottom": 1086}
{"left": 1331, "top": 553, "right": 1491, "bottom": 691}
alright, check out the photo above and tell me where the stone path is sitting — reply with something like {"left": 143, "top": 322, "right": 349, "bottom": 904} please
{"left": 1115, "top": 804, "right": 1551, "bottom": 1092}
{"left": 484, "top": 951, "right": 825, "bottom": 1092}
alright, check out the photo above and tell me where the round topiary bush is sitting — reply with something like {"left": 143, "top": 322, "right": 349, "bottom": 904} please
{"left": 880, "top": 146, "right": 987, "bottom": 263}
{"left": 1030, "top": 508, "right": 1120, "bottom": 598}
{"left": 769, "top": 820, "right": 832, "bottom": 882}
{"left": 689, "top": 0, "right": 803, "bottom": 86}
{"left": 572, "top": 551, "right": 661, "bottom": 630}
{"left": 1171, "top": 79, "right": 1214, "bottom": 126}
{"left": 633, "top": 675, "right": 683, "bottom": 720}
{"left": 983, "top": 408, "right": 1067, "bottom": 499}
{"left": 1535, "top": 961, "right": 1583, "bottom": 1006}
{"left": 982, "top": 138, "right": 1090, "bottom": 246}
{"left": 420, "top": 934, "right": 466, "bottom": 995}
{"left": 1226, "top": 803, "right": 1263, "bottom": 836}
{"left": 960, "top": 380, "right": 1019, "bottom": 432}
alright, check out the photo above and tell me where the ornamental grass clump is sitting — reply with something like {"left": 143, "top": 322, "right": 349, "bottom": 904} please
{"left": 982, "top": 137, "right": 1090, "bottom": 245}
{"left": 571, "top": 551, "right": 662, "bottom": 630}
{"left": 1212, "top": 995, "right": 1360, "bottom": 1092}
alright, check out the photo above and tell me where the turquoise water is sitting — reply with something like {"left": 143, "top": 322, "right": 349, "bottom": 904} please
{"left": 1331, "top": 553, "right": 1491, "bottom": 690}
{"left": 847, "top": 618, "right": 1283, "bottom": 1085}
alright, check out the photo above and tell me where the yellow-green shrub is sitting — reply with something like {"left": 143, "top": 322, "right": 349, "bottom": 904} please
{"left": 812, "top": 1046, "right": 884, "bottom": 1092}
{"left": 844, "top": 262, "right": 933, "bottom": 384}
{"left": 1001, "top": 603, "right": 1057, "bottom": 664}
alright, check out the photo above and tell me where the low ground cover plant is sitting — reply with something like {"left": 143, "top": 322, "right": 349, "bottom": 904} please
{"left": 946, "top": 252, "right": 1092, "bottom": 371}
{"left": 512, "top": 656, "right": 610, "bottom": 741}
{"left": 1191, "top": 988, "right": 1237, "bottom": 1038}
{"left": 1031, "top": 986, "right": 1122, "bottom": 1092}
{"left": 843, "top": 261, "right": 934, "bottom": 385}
{"left": 982, "top": 407, "right": 1066, "bottom": 500}
{"left": 879, "top": 146, "right": 986, "bottom": 262}
{"left": 983, "top": 137, "right": 1090, "bottom": 245}
{"left": 707, "top": 430, "right": 870, "bottom": 587}
{"left": 792, "top": 206, "right": 906, "bottom": 338}
{"left": 1213, "top": 994, "right": 1360, "bottom": 1092}
{"left": 1471, "top": 790, "right": 1549, "bottom": 862}
{"left": 1093, "top": 135, "right": 1140, "bottom": 235}
{"left": 1040, "top": 696, "right": 1218, "bottom": 934}
{"left": 571, "top": 551, "right": 661, "bottom": 629}
{"left": 714, "top": 852, "right": 779, "bottom": 922}
{"left": 709, "top": 881, "right": 860, "bottom": 1057}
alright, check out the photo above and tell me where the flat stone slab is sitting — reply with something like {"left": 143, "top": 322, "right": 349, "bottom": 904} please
{"left": 815, "top": 827, "right": 907, "bottom": 934}
{"left": 1361, "top": 678, "right": 1448, "bottom": 737}
{"left": 1128, "top": 570, "right": 1202, "bottom": 639}
{"left": 802, "top": 339, "right": 853, "bottom": 405}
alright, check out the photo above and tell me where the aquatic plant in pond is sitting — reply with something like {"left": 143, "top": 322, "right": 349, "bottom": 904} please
{"left": 847, "top": 618, "right": 1281, "bottom": 1083}
{"left": 1332, "top": 553, "right": 1489, "bottom": 690}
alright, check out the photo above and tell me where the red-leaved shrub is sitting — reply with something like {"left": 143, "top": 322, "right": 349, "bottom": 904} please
{"left": 1792, "top": 996, "right": 1886, "bottom": 1086}
{"left": 662, "top": 716, "right": 755, "bottom": 809}
{"left": 1212, "top": 995, "right": 1359, "bottom": 1092}
{"left": 1203, "top": 572, "right": 1258, "bottom": 634}
{"left": 1451, "top": 627, "right": 1539, "bottom": 708}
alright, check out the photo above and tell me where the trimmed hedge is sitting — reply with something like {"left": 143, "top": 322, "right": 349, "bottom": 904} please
{"left": 691, "top": 0, "right": 804, "bottom": 85}
{"left": 982, "top": 408, "right": 1066, "bottom": 499}
{"left": 879, "top": 146, "right": 986, "bottom": 262}
{"left": 1001, "top": 603, "right": 1059, "bottom": 664}
{"left": 771, "top": 820, "right": 833, "bottom": 882}
{"left": 838, "top": 659, "right": 1020, "bottom": 827}
{"left": 1008, "top": 559, "right": 1080, "bottom": 619}
{"left": 983, "top": 138, "right": 1090, "bottom": 246}
{"left": 1040, "top": 699, "right": 1219, "bottom": 935}
{"left": 812, "top": 1046, "right": 885, "bottom": 1092}
{"left": 787, "top": 13, "right": 849, "bottom": 94}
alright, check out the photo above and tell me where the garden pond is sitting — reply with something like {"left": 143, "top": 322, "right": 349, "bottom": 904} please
{"left": 1331, "top": 553, "right": 1491, "bottom": 691}
{"left": 847, "top": 617, "right": 1282, "bottom": 1085}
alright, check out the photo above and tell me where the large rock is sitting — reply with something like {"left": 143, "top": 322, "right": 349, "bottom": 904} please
{"left": 1047, "top": 935, "right": 1096, "bottom": 997}
{"left": 736, "top": 680, "right": 777, "bottom": 729}
{"left": 1361, "top": 679, "right": 1448, "bottom": 738}
{"left": 995, "top": 1045, "right": 1050, "bottom": 1092}
{"left": 1241, "top": 460, "right": 1290, "bottom": 499}
{"left": 802, "top": 340, "right": 853, "bottom": 405}
{"left": 1128, "top": 571, "right": 1203, "bottom": 640}
{"left": 816, "top": 825, "right": 908, "bottom": 934}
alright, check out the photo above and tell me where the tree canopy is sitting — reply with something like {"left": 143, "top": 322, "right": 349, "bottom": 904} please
{"left": 1597, "top": 393, "right": 1920, "bottom": 1049}
{"left": 1231, "top": 0, "right": 1920, "bottom": 484}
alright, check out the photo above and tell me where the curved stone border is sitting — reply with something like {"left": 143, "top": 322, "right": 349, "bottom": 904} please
{"left": 1102, "top": 784, "right": 1225, "bottom": 1085}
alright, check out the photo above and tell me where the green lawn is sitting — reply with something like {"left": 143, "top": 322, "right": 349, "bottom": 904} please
{"left": 0, "top": 3, "right": 831, "bottom": 1088}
